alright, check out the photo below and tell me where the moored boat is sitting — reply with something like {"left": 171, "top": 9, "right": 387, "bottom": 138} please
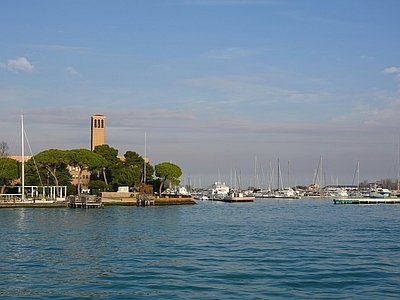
{"left": 223, "top": 191, "right": 255, "bottom": 202}
{"left": 208, "top": 181, "right": 230, "bottom": 200}
{"left": 273, "top": 187, "right": 301, "bottom": 199}
{"left": 368, "top": 187, "right": 391, "bottom": 198}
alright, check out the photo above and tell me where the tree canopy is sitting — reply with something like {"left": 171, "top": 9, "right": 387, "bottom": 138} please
{"left": 93, "top": 144, "right": 121, "bottom": 186}
{"left": 2, "top": 143, "right": 182, "bottom": 196}
{"left": 67, "top": 148, "right": 107, "bottom": 195}
{"left": 30, "top": 149, "right": 70, "bottom": 189}
{"left": 155, "top": 162, "right": 182, "bottom": 195}
{"left": 0, "top": 157, "right": 19, "bottom": 194}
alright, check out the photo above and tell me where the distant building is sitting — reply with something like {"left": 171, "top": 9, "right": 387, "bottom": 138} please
{"left": 91, "top": 114, "right": 106, "bottom": 151}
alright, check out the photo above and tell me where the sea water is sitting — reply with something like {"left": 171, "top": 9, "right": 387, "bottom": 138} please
{"left": 1, "top": 198, "right": 400, "bottom": 299}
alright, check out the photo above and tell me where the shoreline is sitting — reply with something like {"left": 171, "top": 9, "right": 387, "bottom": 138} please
{"left": 0, "top": 196, "right": 196, "bottom": 208}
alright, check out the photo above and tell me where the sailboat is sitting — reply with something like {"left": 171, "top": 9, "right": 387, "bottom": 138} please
{"left": 273, "top": 160, "right": 301, "bottom": 199}
{"left": 17, "top": 115, "right": 66, "bottom": 203}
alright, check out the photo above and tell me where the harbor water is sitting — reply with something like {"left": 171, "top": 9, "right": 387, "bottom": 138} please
{"left": 1, "top": 198, "right": 400, "bottom": 299}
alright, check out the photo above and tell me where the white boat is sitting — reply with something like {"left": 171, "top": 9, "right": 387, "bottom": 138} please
{"left": 194, "top": 194, "right": 209, "bottom": 200}
{"left": 369, "top": 187, "right": 391, "bottom": 198}
{"left": 273, "top": 187, "right": 301, "bottom": 199}
{"left": 209, "top": 181, "right": 230, "bottom": 200}
{"left": 326, "top": 187, "right": 349, "bottom": 198}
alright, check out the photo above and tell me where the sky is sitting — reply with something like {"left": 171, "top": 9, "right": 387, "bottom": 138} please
{"left": 1, "top": 0, "right": 400, "bottom": 189}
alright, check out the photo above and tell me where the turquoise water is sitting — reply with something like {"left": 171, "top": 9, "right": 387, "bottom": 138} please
{"left": 1, "top": 198, "right": 400, "bottom": 299}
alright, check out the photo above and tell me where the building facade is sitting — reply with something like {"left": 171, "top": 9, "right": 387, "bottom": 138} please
{"left": 91, "top": 114, "right": 106, "bottom": 151}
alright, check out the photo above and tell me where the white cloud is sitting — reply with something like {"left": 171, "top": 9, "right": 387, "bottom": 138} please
{"left": 6, "top": 57, "right": 35, "bottom": 73}
{"left": 66, "top": 66, "right": 80, "bottom": 76}
{"left": 383, "top": 66, "right": 400, "bottom": 74}
{"left": 383, "top": 66, "right": 400, "bottom": 80}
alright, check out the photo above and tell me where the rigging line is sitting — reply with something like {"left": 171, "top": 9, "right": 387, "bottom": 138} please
{"left": 351, "top": 161, "right": 358, "bottom": 187}
{"left": 23, "top": 129, "right": 44, "bottom": 186}
{"left": 7, "top": 124, "right": 20, "bottom": 158}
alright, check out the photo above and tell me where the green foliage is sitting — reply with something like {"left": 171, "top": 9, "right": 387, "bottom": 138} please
{"left": 144, "top": 163, "right": 154, "bottom": 184}
{"left": 155, "top": 162, "right": 182, "bottom": 195}
{"left": 30, "top": 149, "right": 70, "bottom": 188}
{"left": 111, "top": 168, "right": 137, "bottom": 190}
{"left": 68, "top": 148, "right": 107, "bottom": 170}
{"left": 2, "top": 142, "right": 160, "bottom": 195}
{"left": 86, "top": 146, "right": 156, "bottom": 193}
{"left": 94, "top": 144, "right": 119, "bottom": 163}
{"left": 122, "top": 151, "right": 155, "bottom": 189}
{"left": 67, "top": 148, "right": 107, "bottom": 195}
{"left": 24, "top": 158, "right": 71, "bottom": 186}
{"left": 0, "top": 157, "right": 19, "bottom": 193}
{"left": 93, "top": 144, "right": 122, "bottom": 187}
{"left": 123, "top": 151, "right": 144, "bottom": 187}
{"left": 124, "top": 151, "right": 143, "bottom": 167}
{"left": 88, "top": 180, "right": 108, "bottom": 195}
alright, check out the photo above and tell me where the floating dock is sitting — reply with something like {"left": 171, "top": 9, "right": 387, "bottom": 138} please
{"left": 333, "top": 198, "right": 400, "bottom": 204}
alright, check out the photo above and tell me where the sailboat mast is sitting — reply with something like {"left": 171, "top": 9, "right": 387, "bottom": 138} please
{"left": 357, "top": 161, "right": 360, "bottom": 190}
{"left": 21, "top": 114, "right": 25, "bottom": 200}
{"left": 397, "top": 134, "right": 400, "bottom": 191}
{"left": 144, "top": 131, "right": 146, "bottom": 184}
{"left": 277, "top": 159, "right": 280, "bottom": 191}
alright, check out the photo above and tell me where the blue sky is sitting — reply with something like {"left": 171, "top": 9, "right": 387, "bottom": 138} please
{"left": 1, "top": 0, "right": 400, "bottom": 188}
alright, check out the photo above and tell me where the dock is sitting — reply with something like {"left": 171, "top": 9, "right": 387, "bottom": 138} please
{"left": 137, "top": 194, "right": 155, "bottom": 206}
{"left": 333, "top": 198, "right": 400, "bottom": 204}
{"left": 222, "top": 196, "right": 255, "bottom": 202}
{"left": 67, "top": 195, "right": 103, "bottom": 208}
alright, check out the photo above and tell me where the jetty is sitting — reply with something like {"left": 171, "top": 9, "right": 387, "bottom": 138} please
{"left": 67, "top": 195, "right": 103, "bottom": 208}
{"left": 333, "top": 198, "right": 400, "bottom": 204}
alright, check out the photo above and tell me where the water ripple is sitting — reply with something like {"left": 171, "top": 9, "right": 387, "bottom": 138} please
{"left": 1, "top": 200, "right": 400, "bottom": 299}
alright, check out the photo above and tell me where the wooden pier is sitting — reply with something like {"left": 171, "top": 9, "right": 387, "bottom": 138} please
{"left": 136, "top": 194, "right": 155, "bottom": 206}
{"left": 67, "top": 195, "right": 103, "bottom": 208}
{"left": 333, "top": 198, "right": 400, "bottom": 204}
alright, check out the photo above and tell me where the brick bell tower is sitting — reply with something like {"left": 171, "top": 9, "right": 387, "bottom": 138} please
{"left": 91, "top": 114, "right": 106, "bottom": 151}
